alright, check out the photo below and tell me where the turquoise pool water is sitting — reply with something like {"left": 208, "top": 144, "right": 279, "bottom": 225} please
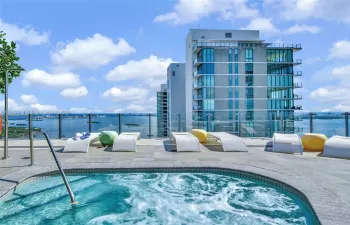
{"left": 0, "top": 173, "right": 319, "bottom": 225}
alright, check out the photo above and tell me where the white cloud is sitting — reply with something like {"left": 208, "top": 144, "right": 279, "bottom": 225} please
{"left": 114, "top": 104, "right": 146, "bottom": 113}
{"left": 105, "top": 55, "right": 175, "bottom": 88}
{"left": 20, "top": 95, "right": 38, "bottom": 104}
{"left": 50, "top": 33, "right": 136, "bottom": 71}
{"left": 0, "top": 18, "right": 49, "bottom": 45}
{"left": 322, "top": 104, "right": 350, "bottom": 112}
{"left": 153, "top": 0, "right": 258, "bottom": 25}
{"left": 242, "top": 17, "right": 280, "bottom": 35}
{"left": 0, "top": 98, "right": 25, "bottom": 111}
{"left": 328, "top": 40, "right": 350, "bottom": 60}
{"left": 283, "top": 24, "right": 321, "bottom": 34}
{"left": 242, "top": 18, "right": 321, "bottom": 36}
{"left": 102, "top": 87, "right": 149, "bottom": 102}
{"left": 22, "top": 69, "right": 81, "bottom": 88}
{"left": 30, "top": 103, "right": 58, "bottom": 111}
{"left": 264, "top": 0, "right": 350, "bottom": 23}
{"left": 332, "top": 65, "right": 350, "bottom": 80}
{"left": 69, "top": 108, "right": 102, "bottom": 113}
{"left": 60, "top": 86, "right": 88, "bottom": 99}
{"left": 309, "top": 87, "right": 350, "bottom": 102}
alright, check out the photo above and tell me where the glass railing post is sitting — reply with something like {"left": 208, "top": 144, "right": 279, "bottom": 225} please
{"left": 238, "top": 113, "right": 241, "bottom": 137}
{"left": 58, "top": 114, "right": 62, "bottom": 139}
{"left": 309, "top": 113, "right": 315, "bottom": 133}
{"left": 88, "top": 114, "right": 92, "bottom": 133}
{"left": 28, "top": 114, "right": 34, "bottom": 166}
{"left": 207, "top": 113, "right": 212, "bottom": 132}
{"left": 177, "top": 113, "right": 181, "bottom": 132}
{"left": 269, "top": 112, "right": 273, "bottom": 137}
{"left": 148, "top": 113, "right": 152, "bottom": 139}
{"left": 118, "top": 114, "right": 121, "bottom": 134}
{"left": 279, "top": 111, "right": 283, "bottom": 133}
{"left": 343, "top": 112, "right": 349, "bottom": 137}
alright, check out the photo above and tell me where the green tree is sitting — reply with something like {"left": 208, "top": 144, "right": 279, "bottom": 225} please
{"left": 0, "top": 31, "right": 24, "bottom": 94}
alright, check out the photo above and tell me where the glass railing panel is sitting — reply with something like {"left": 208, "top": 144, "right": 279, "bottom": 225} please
{"left": 120, "top": 114, "right": 152, "bottom": 138}
{"left": 313, "top": 112, "right": 346, "bottom": 138}
{"left": 2, "top": 114, "right": 30, "bottom": 139}
{"left": 33, "top": 114, "right": 60, "bottom": 139}
{"left": 91, "top": 114, "right": 119, "bottom": 133}
{"left": 61, "top": 114, "right": 88, "bottom": 139}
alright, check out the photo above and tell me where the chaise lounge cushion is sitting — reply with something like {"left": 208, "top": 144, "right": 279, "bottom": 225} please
{"left": 301, "top": 133, "right": 328, "bottom": 151}
{"left": 99, "top": 131, "right": 118, "bottom": 146}
{"left": 190, "top": 129, "right": 208, "bottom": 143}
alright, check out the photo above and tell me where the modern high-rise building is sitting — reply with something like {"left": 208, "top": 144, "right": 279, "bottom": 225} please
{"left": 156, "top": 84, "right": 168, "bottom": 137}
{"left": 186, "top": 29, "right": 302, "bottom": 137}
{"left": 167, "top": 63, "right": 186, "bottom": 132}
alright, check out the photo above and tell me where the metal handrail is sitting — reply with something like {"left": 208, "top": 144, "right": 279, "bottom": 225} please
{"left": 29, "top": 120, "right": 77, "bottom": 205}
{"left": 42, "top": 132, "right": 77, "bottom": 204}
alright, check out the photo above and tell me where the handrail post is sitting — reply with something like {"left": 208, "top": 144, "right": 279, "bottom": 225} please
{"left": 280, "top": 110, "right": 283, "bottom": 133}
{"left": 343, "top": 112, "right": 349, "bottom": 137}
{"left": 238, "top": 113, "right": 241, "bottom": 137}
{"left": 177, "top": 113, "right": 181, "bottom": 132}
{"left": 88, "top": 114, "right": 92, "bottom": 133}
{"left": 29, "top": 114, "right": 34, "bottom": 166}
{"left": 269, "top": 111, "right": 273, "bottom": 137}
{"left": 58, "top": 114, "right": 62, "bottom": 139}
{"left": 148, "top": 113, "right": 152, "bottom": 139}
{"left": 118, "top": 114, "right": 121, "bottom": 134}
{"left": 43, "top": 132, "right": 76, "bottom": 204}
{"left": 309, "top": 113, "right": 315, "bottom": 133}
{"left": 207, "top": 113, "right": 211, "bottom": 132}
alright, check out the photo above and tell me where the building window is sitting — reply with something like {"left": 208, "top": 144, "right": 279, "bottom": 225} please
{"left": 225, "top": 32, "right": 232, "bottom": 38}
{"left": 172, "top": 71, "right": 175, "bottom": 76}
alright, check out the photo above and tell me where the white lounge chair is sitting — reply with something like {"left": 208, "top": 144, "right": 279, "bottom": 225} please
{"left": 112, "top": 132, "right": 140, "bottom": 152}
{"left": 323, "top": 136, "right": 350, "bottom": 159}
{"left": 170, "top": 132, "right": 201, "bottom": 152}
{"left": 206, "top": 132, "right": 247, "bottom": 152}
{"left": 272, "top": 133, "right": 303, "bottom": 155}
{"left": 63, "top": 133, "right": 100, "bottom": 153}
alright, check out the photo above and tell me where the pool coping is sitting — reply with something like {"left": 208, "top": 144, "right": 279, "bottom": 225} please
{"left": 1, "top": 161, "right": 349, "bottom": 225}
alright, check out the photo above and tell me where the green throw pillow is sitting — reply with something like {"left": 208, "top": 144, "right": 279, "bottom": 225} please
{"left": 99, "top": 131, "right": 118, "bottom": 146}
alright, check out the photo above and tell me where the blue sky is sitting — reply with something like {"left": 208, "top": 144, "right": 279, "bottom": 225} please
{"left": 0, "top": 0, "right": 350, "bottom": 113}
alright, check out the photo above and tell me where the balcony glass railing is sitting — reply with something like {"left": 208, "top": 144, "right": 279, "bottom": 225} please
{"left": 193, "top": 95, "right": 203, "bottom": 100}
{"left": 193, "top": 82, "right": 203, "bottom": 88}
{"left": 192, "top": 57, "right": 203, "bottom": 66}
{"left": 193, "top": 42, "right": 240, "bottom": 51}
{"left": 2, "top": 112, "right": 348, "bottom": 139}
{"left": 193, "top": 70, "right": 203, "bottom": 77}
{"left": 267, "top": 43, "right": 302, "bottom": 49}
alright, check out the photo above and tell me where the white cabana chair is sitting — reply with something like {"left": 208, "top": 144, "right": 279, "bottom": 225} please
{"left": 272, "top": 133, "right": 303, "bottom": 155}
{"left": 206, "top": 132, "right": 247, "bottom": 152}
{"left": 323, "top": 136, "right": 350, "bottom": 159}
{"left": 170, "top": 132, "right": 201, "bottom": 152}
{"left": 112, "top": 132, "right": 141, "bottom": 152}
{"left": 63, "top": 133, "right": 100, "bottom": 153}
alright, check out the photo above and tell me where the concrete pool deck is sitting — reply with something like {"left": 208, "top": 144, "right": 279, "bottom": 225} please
{"left": 0, "top": 138, "right": 349, "bottom": 225}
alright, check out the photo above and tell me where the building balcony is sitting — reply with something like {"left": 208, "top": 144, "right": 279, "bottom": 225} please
{"left": 193, "top": 70, "right": 203, "bottom": 78}
{"left": 193, "top": 82, "right": 203, "bottom": 89}
{"left": 267, "top": 59, "right": 302, "bottom": 65}
{"left": 192, "top": 42, "right": 240, "bottom": 53}
{"left": 193, "top": 95, "right": 203, "bottom": 100}
{"left": 193, "top": 57, "right": 203, "bottom": 67}
{"left": 193, "top": 105, "right": 203, "bottom": 110}
{"left": 292, "top": 105, "right": 303, "bottom": 110}
{"left": 267, "top": 43, "right": 302, "bottom": 52}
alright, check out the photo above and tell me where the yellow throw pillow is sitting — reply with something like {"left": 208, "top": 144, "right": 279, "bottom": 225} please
{"left": 190, "top": 129, "right": 208, "bottom": 143}
{"left": 301, "top": 133, "right": 328, "bottom": 151}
